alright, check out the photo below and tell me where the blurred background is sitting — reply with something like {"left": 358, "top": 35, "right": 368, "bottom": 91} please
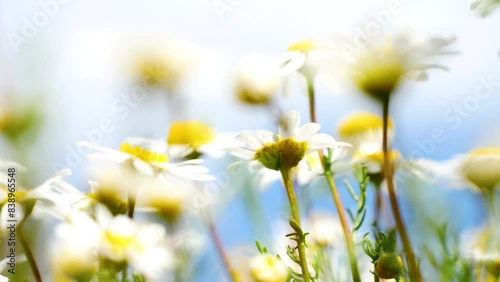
{"left": 1, "top": 0, "right": 500, "bottom": 281}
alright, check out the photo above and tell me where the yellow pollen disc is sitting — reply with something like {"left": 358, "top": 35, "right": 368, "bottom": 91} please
{"left": 356, "top": 150, "right": 400, "bottom": 164}
{"left": 288, "top": 40, "right": 315, "bottom": 53}
{"left": 105, "top": 230, "right": 136, "bottom": 248}
{"left": 167, "top": 121, "right": 215, "bottom": 149}
{"left": 469, "top": 147, "right": 500, "bottom": 156}
{"left": 119, "top": 142, "right": 168, "bottom": 163}
{"left": 338, "top": 113, "right": 393, "bottom": 138}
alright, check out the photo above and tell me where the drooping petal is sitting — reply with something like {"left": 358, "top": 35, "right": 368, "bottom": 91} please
{"left": 307, "top": 133, "right": 341, "bottom": 151}
{"left": 279, "top": 111, "right": 300, "bottom": 139}
{"left": 278, "top": 52, "right": 306, "bottom": 76}
{"left": 133, "top": 159, "right": 155, "bottom": 176}
{"left": 295, "top": 123, "right": 321, "bottom": 142}
{"left": 235, "top": 130, "right": 265, "bottom": 150}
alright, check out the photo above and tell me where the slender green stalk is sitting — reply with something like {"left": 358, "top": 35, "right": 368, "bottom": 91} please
{"left": 280, "top": 168, "right": 311, "bottom": 282}
{"left": 381, "top": 98, "right": 422, "bottom": 282}
{"left": 325, "top": 173, "right": 362, "bottom": 282}
{"left": 306, "top": 78, "right": 361, "bottom": 282}
{"left": 484, "top": 190, "right": 498, "bottom": 230}
{"left": 208, "top": 218, "right": 239, "bottom": 282}
{"left": 19, "top": 220, "right": 42, "bottom": 282}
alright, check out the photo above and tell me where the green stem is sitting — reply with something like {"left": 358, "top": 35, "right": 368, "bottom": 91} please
{"left": 484, "top": 190, "right": 498, "bottom": 230}
{"left": 381, "top": 98, "right": 422, "bottom": 282}
{"left": 19, "top": 220, "right": 42, "bottom": 282}
{"left": 280, "top": 168, "right": 311, "bottom": 282}
{"left": 325, "top": 173, "right": 362, "bottom": 282}
{"left": 306, "top": 77, "right": 361, "bottom": 282}
{"left": 208, "top": 217, "right": 239, "bottom": 282}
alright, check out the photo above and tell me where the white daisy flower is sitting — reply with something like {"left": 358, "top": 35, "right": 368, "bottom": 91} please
{"left": 471, "top": 0, "right": 500, "bottom": 17}
{"left": 77, "top": 138, "right": 215, "bottom": 181}
{"left": 249, "top": 253, "right": 289, "bottom": 282}
{"left": 329, "top": 33, "right": 456, "bottom": 100}
{"left": 0, "top": 169, "right": 85, "bottom": 231}
{"left": 229, "top": 111, "right": 350, "bottom": 171}
{"left": 167, "top": 121, "right": 238, "bottom": 159}
{"left": 417, "top": 147, "right": 500, "bottom": 193}
{"left": 278, "top": 39, "right": 334, "bottom": 78}
{"left": 234, "top": 54, "right": 281, "bottom": 105}
{"left": 95, "top": 206, "right": 174, "bottom": 281}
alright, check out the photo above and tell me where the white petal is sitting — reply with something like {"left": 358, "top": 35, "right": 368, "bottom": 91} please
{"left": 307, "top": 133, "right": 339, "bottom": 151}
{"left": 133, "top": 159, "right": 155, "bottom": 176}
{"left": 168, "top": 145, "right": 193, "bottom": 159}
{"left": 255, "top": 130, "right": 277, "bottom": 144}
{"left": 279, "top": 111, "right": 301, "bottom": 139}
{"left": 278, "top": 53, "right": 306, "bottom": 76}
{"left": 295, "top": 123, "right": 321, "bottom": 142}
{"left": 227, "top": 147, "right": 255, "bottom": 159}
{"left": 235, "top": 130, "right": 264, "bottom": 150}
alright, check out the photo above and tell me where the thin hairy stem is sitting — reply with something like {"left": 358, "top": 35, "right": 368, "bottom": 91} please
{"left": 281, "top": 168, "right": 311, "bottom": 282}
{"left": 382, "top": 98, "right": 422, "bottom": 282}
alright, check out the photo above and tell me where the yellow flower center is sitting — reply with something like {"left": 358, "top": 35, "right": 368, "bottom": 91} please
{"left": 356, "top": 150, "right": 401, "bottom": 164}
{"left": 119, "top": 142, "right": 168, "bottom": 163}
{"left": 338, "top": 113, "right": 393, "bottom": 138}
{"left": 353, "top": 45, "right": 405, "bottom": 100}
{"left": 254, "top": 139, "right": 308, "bottom": 170}
{"left": 167, "top": 121, "right": 215, "bottom": 149}
{"left": 288, "top": 40, "right": 315, "bottom": 53}
{"left": 104, "top": 230, "right": 136, "bottom": 249}
{"left": 470, "top": 147, "right": 500, "bottom": 156}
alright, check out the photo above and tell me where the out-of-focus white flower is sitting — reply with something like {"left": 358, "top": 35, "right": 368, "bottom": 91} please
{"left": 127, "top": 39, "right": 199, "bottom": 91}
{"left": 334, "top": 33, "right": 456, "bottom": 100}
{"left": 95, "top": 206, "right": 173, "bottom": 280}
{"left": 229, "top": 111, "right": 350, "bottom": 171}
{"left": 135, "top": 175, "right": 191, "bottom": 223}
{"left": 462, "top": 148, "right": 500, "bottom": 192}
{"left": 51, "top": 212, "right": 100, "bottom": 281}
{"left": 471, "top": 0, "right": 500, "bottom": 17}
{"left": 306, "top": 212, "right": 344, "bottom": 248}
{"left": 234, "top": 54, "right": 281, "bottom": 105}
{"left": 249, "top": 253, "right": 289, "bottom": 282}
{"left": 0, "top": 169, "right": 86, "bottom": 233}
{"left": 278, "top": 39, "right": 334, "bottom": 78}
{"left": 78, "top": 138, "right": 215, "bottom": 181}
{"left": 167, "top": 121, "right": 237, "bottom": 159}
{"left": 418, "top": 147, "right": 500, "bottom": 193}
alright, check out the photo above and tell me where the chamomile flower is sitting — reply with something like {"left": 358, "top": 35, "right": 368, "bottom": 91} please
{"left": 346, "top": 34, "right": 456, "bottom": 101}
{"left": 234, "top": 54, "right": 281, "bottom": 105}
{"left": 77, "top": 139, "right": 215, "bottom": 181}
{"left": 0, "top": 169, "right": 83, "bottom": 232}
{"left": 167, "top": 120, "right": 236, "bottom": 159}
{"left": 249, "top": 253, "right": 289, "bottom": 282}
{"left": 230, "top": 111, "right": 349, "bottom": 172}
{"left": 471, "top": 0, "right": 500, "bottom": 17}
{"left": 419, "top": 147, "right": 500, "bottom": 193}
{"left": 278, "top": 39, "right": 333, "bottom": 78}
{"left": 95, "top": 206, "right": 173, "bottom": 280}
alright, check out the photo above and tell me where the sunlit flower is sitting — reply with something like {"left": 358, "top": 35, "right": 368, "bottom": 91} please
{"left": 306, "top": 212, "right": 343, "bottom": 248}
{"left": 167, "top": 120, "right": 235, "bottom": 159}
{"left": 95, "top": 206, "right": 173, "bottom": 280}
{"left": 249, "top": 253, "right": 289, "bottom": 282}
{"left": 136, "top": 175, "right": 191, "bottom": 223}
{"left": 471, "top": 0, "right": 500, "bottom": 17}
{"left": 130, "top": 39, "right": 199, "bottom": 91}
{"left": 0, "top": 169, "right": 84, "bottom": 232}
{"left": 420, "top": 147, "right": 500, "bottom": 193}
{"left": 77, "top": 139, "right": 215, "bottom": 181}
{"left": 230, "top": 111, "right": 349, "bottom": 171}
{"left": 87, "top": 167, "right": 131, "bottom": 215}
{"left": 278, "top": 39, "right": 333, "bottom": 79}
{"left": 51, "top": 212, "right": 99, "bottom": 281}
{"left": 462, "top": 147, "right": 500, "bottom": 192}
{"left": 234, "top": 54, "right": 281, "bottom": 105}
{"left": 346, "top": 34, "right": 456, "bottom": 101}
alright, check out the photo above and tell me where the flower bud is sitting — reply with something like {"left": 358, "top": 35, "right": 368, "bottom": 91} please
{"left": 374, "top": 252, "right": 403, "bottom": 279}
{"left": 462, "top": 148, "right": 500, "bottom": 192}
